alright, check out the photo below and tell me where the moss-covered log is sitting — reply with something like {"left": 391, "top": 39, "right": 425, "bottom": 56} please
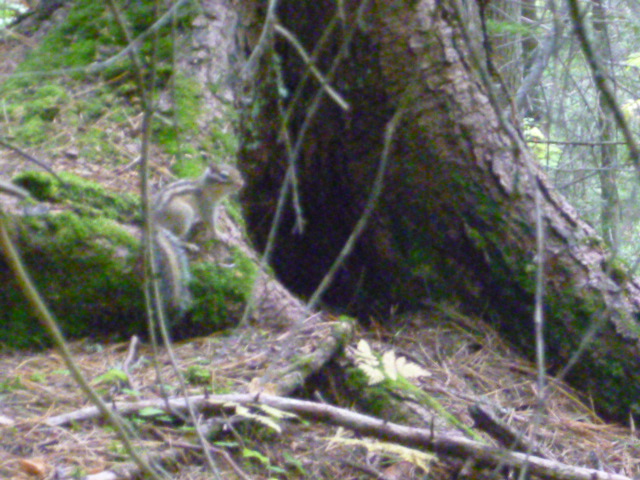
{"left": 0, "top": 172, "right": 255, "bottom": 348}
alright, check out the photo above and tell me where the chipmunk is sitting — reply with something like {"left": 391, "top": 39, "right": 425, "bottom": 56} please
{"left": 151, "top": 163, "right": 244, "bottom": 318}
{"left": 153, "top": 163, "right": 245, "bottom": 240}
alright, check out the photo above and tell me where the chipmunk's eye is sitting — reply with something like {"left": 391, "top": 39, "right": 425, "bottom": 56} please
{"left": 206, "top": 164, "right": 236, "bottom": 184}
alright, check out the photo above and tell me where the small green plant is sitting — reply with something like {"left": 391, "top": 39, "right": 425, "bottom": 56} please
{"left": 352, "top": 340, "right": 481, "bottom": 440}
{"left": 243, "top": 447, "right": 287, "bottom": 477}
{"left": 92, "top": 368, "right": 129, "bottom": 387}
{"left": 209, "top": 400, "right": 303, "bottom": 476}
{"left": 0, "top": 377, "right": 23, "bottom": 393}
{"left": 30, "top": 372, "right": 47, "bottom": 383}
{"left": 185, "top": 365, "right": 211, "bottom": 386}
{"left": 282, "top": 451, "right": 308, "bottom": 477}
{"left": 352, "top": 339, "right": 430, "bottom": 385}
{"left": 137, "top": 407, "right": 174, "bottom": 424}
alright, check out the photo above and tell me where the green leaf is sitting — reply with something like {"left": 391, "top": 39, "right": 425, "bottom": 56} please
{"left": 624, "top": 53, "right": 640, "bottom": 68}
{"left": 243, "top": 448, "right": 269, "bottom": 466}
{"left": 138, "top": 407, "right": 166, "bottom": 417}
{"left": 92, "top": 368, "right": 128, "bottom": 386}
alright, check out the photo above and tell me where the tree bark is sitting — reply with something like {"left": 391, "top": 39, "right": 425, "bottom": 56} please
{"left": 235, "top": 0, "right": 640, "bottom": 421}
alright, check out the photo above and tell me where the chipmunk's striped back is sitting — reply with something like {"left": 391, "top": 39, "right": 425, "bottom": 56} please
{"left": 153, "top": 163, "right": 244, "bottom": 239}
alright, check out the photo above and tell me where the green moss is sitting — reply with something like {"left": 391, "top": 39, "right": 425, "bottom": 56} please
{"left": 155, "top": 75, "right": 205, "bottom": 157}
{"left": 0, "top": 1, "right": 197, "bottom": 151}
{"left": 16, "top": 117, "right": 50, "bottom": 145}
{"left": 171, "top": 152, "right": 206, "bottom": 178}
{"left": 189, "top": 247, "right": 257, "bottom": 329}
{"left": 12, "top": 3, "right": 107, "bottom": 76}
{"left": 172, "top": 75, "right": 203, "bottom": 135}
{"left": 13, "top": 170, "right": 140, "bottom": 224}
{"left": 152, "top": 74, "right": 240, "bottom": 175}
{"left": 3, "top": 171, "right": 252, "bottom": 348}
{"left": 207, "top": 115, "right": 239, "bottom": 157}
{"left": 8, "top": 1, "right": 194, "bottom": 79}
{"left": 344, "top": 367, "right": 399, "bottom": 419}
{"left": 26, "top": 84, "right": 68, "bottom": 120}
{"left": 185, "top": 365, "right": 212, "bottom": 386}
{"left": 499, "top": 275, "right": 640, "bottom": 421}
{"left": 0, "top": 212, "right": 145, "bottom": 348}
{"left": 603, "top": 258, "right": 630, "bottom": 286}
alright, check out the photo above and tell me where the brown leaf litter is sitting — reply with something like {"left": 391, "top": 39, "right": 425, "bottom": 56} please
{"left": 0, "top": 303, "right": 639, "bottom": 479}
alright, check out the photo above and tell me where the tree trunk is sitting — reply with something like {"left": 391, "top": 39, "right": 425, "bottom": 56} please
{"left": 235, "top": 0, "right": 640, "bottom": 421}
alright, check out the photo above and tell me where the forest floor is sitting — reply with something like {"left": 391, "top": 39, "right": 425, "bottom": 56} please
{"left": 1, "top": 304, "right": 639, "bottom": 479}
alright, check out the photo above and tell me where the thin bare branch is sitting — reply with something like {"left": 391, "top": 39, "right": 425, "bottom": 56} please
{"left": 0, "top": 138, "right": 64, "bottom": 183}
{"left": 274, "top": 23, "right": 349, "bottom": 112}
{"left": 49, "top": 392, "right": 632, "bottom": 480}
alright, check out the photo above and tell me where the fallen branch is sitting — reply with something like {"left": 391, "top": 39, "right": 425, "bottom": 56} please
{"left": 48, "top": 393, "right": 629, "bottom": 480}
